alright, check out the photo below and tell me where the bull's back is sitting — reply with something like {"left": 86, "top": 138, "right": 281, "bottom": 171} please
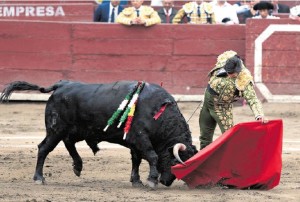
{"left": 46, "top": 80, "right": 171, "bottom": 124}
{"left": 44, "top": 80, "right": 175, "bottom": 142}
{"left": 47, "top": 81, "right": 135, "bottom": 119}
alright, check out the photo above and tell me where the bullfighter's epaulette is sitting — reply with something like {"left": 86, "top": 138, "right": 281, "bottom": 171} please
{"left": 235, "top": 68, "right": 254, "bottom": 91}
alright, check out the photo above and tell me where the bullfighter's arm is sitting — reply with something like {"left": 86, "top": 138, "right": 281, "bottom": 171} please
{"left": 144, "top": 10, "right": 161, "bottom": 26}
{"left": 116, "top": 11, "right": 133, "bottom": 26}
{"left": 172, "top": 8, "right": 185, "bottom": 24}
{"left": 243, "top": 83, "right": 264, "bottom": 120}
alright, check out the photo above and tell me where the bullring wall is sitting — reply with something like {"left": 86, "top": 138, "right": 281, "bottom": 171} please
{"left": 0, "top": 18, "right": 299, "bottom": 102}
{"left": 0, "top": 21, "right": 245, "bottom": 96}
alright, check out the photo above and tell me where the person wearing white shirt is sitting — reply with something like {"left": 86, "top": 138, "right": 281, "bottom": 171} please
{"left": 212, "top": 0, "right": 239, "bottom": 24}
{"left": 94, "top": 0, "right": 124, "bottom": 22}
{"left": 233, "top": 0, "right": 251, "bottom": 14}
{"left": 289, "top": 5, "right": 300, "bottom": 21}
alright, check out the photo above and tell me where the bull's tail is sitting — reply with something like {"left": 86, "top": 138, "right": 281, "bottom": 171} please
{"left": 0, "top": 81, "right": 58, "bottom": 102}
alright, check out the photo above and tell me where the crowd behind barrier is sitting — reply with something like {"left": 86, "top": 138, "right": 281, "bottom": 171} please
{"left": 0, "top": 0, "right": 298, "bottom": 6}
{"left": 92, "top": 0, "right": 292, "bottom": 24}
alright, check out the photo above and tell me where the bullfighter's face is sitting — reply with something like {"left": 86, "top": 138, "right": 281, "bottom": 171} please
{"left": 131, "top": 0, "right": 144, "bottom": 9}
{"left": 111, "top": 0, "right": 120, "bottom": 7}
{"left": 259, "top": 9, "right": 269, "bottom": 18}
{"left": 162, "top": 0, "right": 174, "bottom": 10}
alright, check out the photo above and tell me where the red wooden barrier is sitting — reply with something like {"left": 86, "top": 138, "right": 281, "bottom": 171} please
{"left": 246, "top": 19, "right": 300, "bottom": 97}
{"left": 0, "top": 21, "right": 245, "bottom": 95}
{"left": 1, "top": 18, "right": 299, "bottom": 101}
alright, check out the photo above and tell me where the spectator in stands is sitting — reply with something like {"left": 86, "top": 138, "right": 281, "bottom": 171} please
{"left": 212, "top": 0, "right": 239, "bottom": 24}
{"left": 157, "top": 0, "right": 178, "bottom": 23}
{"left": 116, "top": 0, "right": 161, "bottom": 26}
{"left": 270, "top": 0, "right": 290, "bottom": 14}
{"left": 94, "top": 0, "right": 124, "bottom": 22}
{"left": 238, "top": 0, "right": 260, "bottom": 24}
{"left": 233, "top": 0, "right": 251, "bottom": 14}
{"left": 289, "top": 5, "right": 300, "bottom": 21}
{"left": 172, "top": 0, "right": 216, "bottom": 24}
{"left": 252, "top": 1, "right": 279, "bottom": 19}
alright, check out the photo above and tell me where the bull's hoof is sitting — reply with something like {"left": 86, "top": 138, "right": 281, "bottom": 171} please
{"left": 35, "top": 179, "right": 46, "bottom": 185}
{"left": 147, "top": 180, "right": 158, "bottom": 189}
{"left": 34, "top": 178, "right": 46, "bottom": 185}
{"left": 73, "top": 168, "right": 81, "bottom": 177}
{"left": 33, "top": 174, "right": 45, "bottom": 185}
{"left": 159, "top": 178, "right": 173, "bottom": 187}
{"left": 132, "top": 180, "right": 144, "bottom": 188}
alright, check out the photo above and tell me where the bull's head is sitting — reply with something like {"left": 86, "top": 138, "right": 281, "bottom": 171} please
{"left": 158, "top": 143, "right": 197, "bottom": 186}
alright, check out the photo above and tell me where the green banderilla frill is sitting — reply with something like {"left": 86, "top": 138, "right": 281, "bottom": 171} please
{"left": 117, "top": 81, "right": 145, "bottom": 129}
{"left": 103, "top": 82, "right": 140, "bottom": 132}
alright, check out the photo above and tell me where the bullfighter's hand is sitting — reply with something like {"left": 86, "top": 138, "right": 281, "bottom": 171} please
{"left": 135, "top": 17, "right": 146, "bottom": 25}
{"left": 257, "top": 116, "right": 269, "bottom": 124}
{"left": 131, "top": 18, "right": 138, "bottom": 24}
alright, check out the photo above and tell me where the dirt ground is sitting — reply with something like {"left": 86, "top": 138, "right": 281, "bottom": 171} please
{"left": 0, "top": 101, "right": 300, "bottom": 202}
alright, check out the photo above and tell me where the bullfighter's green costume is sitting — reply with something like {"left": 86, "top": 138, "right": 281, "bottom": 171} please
{"left": 199, "top": 50, "right": 264, "bottom": 149}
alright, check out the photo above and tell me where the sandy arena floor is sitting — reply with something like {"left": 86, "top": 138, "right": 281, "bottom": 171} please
{"left": 0, "top": 102, "right": 300, "bottom": 201}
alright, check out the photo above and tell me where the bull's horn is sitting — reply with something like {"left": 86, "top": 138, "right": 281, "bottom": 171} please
{"left": 173, "top": 143, "right": 187, "bottom": 165}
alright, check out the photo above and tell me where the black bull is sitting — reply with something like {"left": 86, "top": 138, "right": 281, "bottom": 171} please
{"left": 0, "top": 80, "right": 197, "bottom": 188}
